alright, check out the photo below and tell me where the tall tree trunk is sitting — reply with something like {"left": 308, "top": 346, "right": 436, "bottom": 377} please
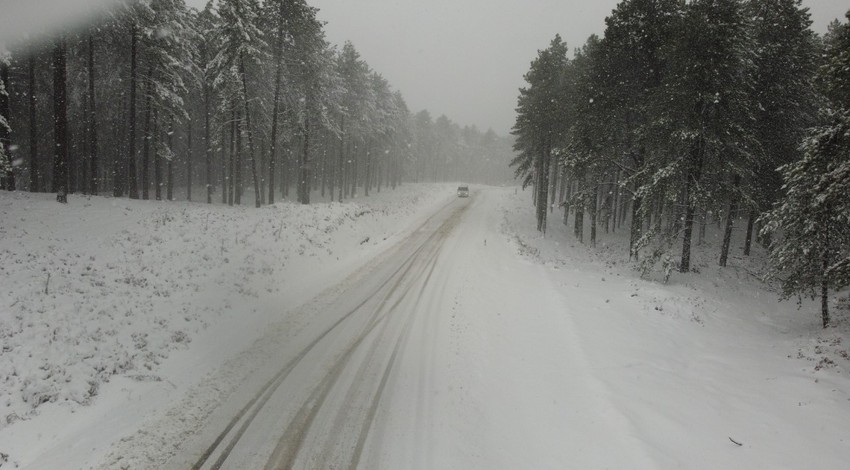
{"left": 343, "top": 138, "right": 351, "bottom": 199}
{"left": 268, "top": 78, "right": 279, "bottom": 205}
{"left": 234, "top": 107, "right": 242, "bottom": 205}
{"left": 239, "top": 58, "right": 261, "bottom": 208}
{"left": 88, "top": 34, "right": 98, "bottom": 195}
{"left": 283, "top": 144, "right": 290, "bottom": 198}
{"left": 329, "top": 128, "right": 338, "bottom": 201}
{"left": 590, "top": 181, "right": 598, "bottom": 248}
{"left": 187, "top": 116, "right": 193, "bottom": 201}
{"left": 574, "top": 179, "right": 584, "bottom": 243}
{"left": 228, "top": 108, "right": 235, "bottom": 206}
{"left": 141, "top": 67, "right": 153, "bottom": 200}
{"left": 126, "top": 25, "right": 139, "bottom": 199}
{"left": 337, "top": 118, "right": 345, "bottom": 202}
{"left": 259, "top": 139, "right": 266, "bottom": 204}
{"left": 0, "top": 57, "right": 11, "bottom": 191}
{"left": 268, "top": 10, "right": 286, "bottom": 206}
{"left": 81, "top": 86, "right": 90, "bottom": 194}
{"left": 28, "top": 55, "right": 39, "bottom": 192}
{"left": 204, "top": 84, "right": 212, "bottom": 204}
{"left": 377, "top": 147, "right": 380, "bottom": 194}
{"left": 364, "top": 140, "right": 371, "bottom": 197}
{"left": 52, "top": 38, "right": 69, "bottom": 195}
{"left": 743, "top": 209, "right": 756, "bottom": 256}
{"left": 535, "top": 146, "right": 550, "bottom": 233}
{"left": 821, "top": 251, "right": 830, "bottom": 328}
{"left": 113, "top": 94, "right": 127, "bottom": 196}
{"left": 628, "top": 148, "right": 646, "bottom": 260}
{"left": 602, "top": 179, "right": 609, "bottom": 234}
{"left": 153, "top": 109, "right": 161, "bottom": 201}
{"left": 349, "top": 141, "right": 357, "bottom": 197}
{"left": 680, "top": 140, "right": 704, "bottom": 273}
{"left": 549, "top": 159, "right": 558, "bottom": 213}
{"left": 681, "top": 205, "right": 696, "bottom": 272}
{"left": 609, "top": 181, "right": 616, "bottom": 233}
{"left": 319, "top": 131, "right": 327, "bottom": 198}
{"left": 299, "top": 105, "right": 311, "bottom": 204}
{"left": 221, "top": 113, "right": 228, "bottom": 204}
{"left": 167, "top": 116, "right": 174, "bottom": 201}
{"left": 719, "top": 175, "right": 741, "bottom": 267}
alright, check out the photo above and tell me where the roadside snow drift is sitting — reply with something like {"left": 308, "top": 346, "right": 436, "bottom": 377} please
{"left": 0, "top": 184, "right": 452, "bottom": 466}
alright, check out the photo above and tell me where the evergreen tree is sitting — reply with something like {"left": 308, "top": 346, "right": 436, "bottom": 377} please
{"left": 195, "top": 1, "right": 217, "bottom": 204}
{"left": 210, "top": 0, "right": 266, "bottom": 207}
{"left": 52, "top": 37, "right": 69, "bottom": 197}
{"left": 600, "top": 0, "right": 681, "bottom": 258}
{"left": 659, "top": 0, "right": 758, "bottom": 272}
{"left": 142, "top": 0, "right": 193, "bottom": 200}
{"left": 761, "top": 12, "right": 850, "bottom": 327}
{"left": 511, "top": 34, "right": 570, "bottom": 234}
{"left": 335, "top": 42, "right": 371, "bottom": 200}
{"left": 285, "top": 3, "right": 334, "bottom": 204}
{"left": 27, "top": 53, "right": 38, "bottom": 192}
{"left": 743, "top": 0, "right": 818, "bottom": 256}
{"left": 0, "top": 50, "right": 11, "bottom": 190}
{"left": 564, "top": 36, "right": 605, "bottom": 246}
{"left": 0, "top": 0, "right": 498, "bottom": 208}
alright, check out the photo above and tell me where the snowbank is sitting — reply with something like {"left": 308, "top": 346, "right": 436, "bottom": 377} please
{"left": 0, "top": 185, "right": 451, "bottom": 449}
{"left": 498, "top": 187, "right": 850, "bottom": 469}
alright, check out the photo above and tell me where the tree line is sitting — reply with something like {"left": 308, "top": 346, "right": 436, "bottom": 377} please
{"left": 0, "top": 0, "right": 513, "bottom": 208}
{"left": 511, "top": 0, "right": 850, "bottom": 327}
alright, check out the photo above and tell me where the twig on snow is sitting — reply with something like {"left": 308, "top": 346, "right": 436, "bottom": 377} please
{"left": 729, "top": 437, "right": 743, "bottom": 447}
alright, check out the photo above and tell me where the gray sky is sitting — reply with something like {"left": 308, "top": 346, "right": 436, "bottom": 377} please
{"left": 307, "top": 0, "right": 847, "bottom": 136}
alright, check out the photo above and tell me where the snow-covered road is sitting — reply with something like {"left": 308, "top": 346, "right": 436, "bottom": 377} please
{"left": 180, "top": 195, "right": 475, "bottom": 469}
{"left": 113, "top": 187, "right": 652, "bottom": 469}
{"left": 6, "top": 186, "right": 848, "bottom": 469}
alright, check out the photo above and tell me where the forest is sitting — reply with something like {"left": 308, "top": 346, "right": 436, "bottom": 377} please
{"left": 0, "top": 0, "right": 514, "bottom": 208}
{"left": 511, "top": 0, "right": 850, "bottom": 327}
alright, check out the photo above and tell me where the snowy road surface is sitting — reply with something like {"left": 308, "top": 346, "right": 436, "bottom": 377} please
{"left": 7, "top": 186, "right": 847, "bottom": 469}
{"left": 155, "top": 188, "right": 651, "bottom": 469}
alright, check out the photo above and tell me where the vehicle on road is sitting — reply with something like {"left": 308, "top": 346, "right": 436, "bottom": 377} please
{"left": 457, "top": 186, "right": 469, "bottom": 198}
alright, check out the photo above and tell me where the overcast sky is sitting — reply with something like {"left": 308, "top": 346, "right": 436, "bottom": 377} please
{"left": 306, "top": 0, "right": 847, "bottom": 136}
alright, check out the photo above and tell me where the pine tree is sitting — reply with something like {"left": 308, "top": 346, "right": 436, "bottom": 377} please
{"left": 761, "top": 12, "right": 850, "bottom": 328}
{"left": 335, "top": 42, "right": 371, "bottom": 200}
{"left": 87, "top": 33, "right": 99, "bottom": 195}
{"left": 195, "top": 1, "right": 217, "bottom": 204}
{"left": 0, "top": 50, "right": 11, "bottom": 190}
{"left": 742, "top": 0, "right": 818, "bottom": 257}
{"left": 411, "top": 110, "right": 434, "bottom": 184}
{"left": 52, "top": 38, "right": 69, "bottom": 197}
{"left": 284, "top": 3, "right": 334, "bottom": 204}
{"left": 126, "top": 17, "right": 141, "bottom": 199}
{"left": 143, "top": 0, "right": 192, "bottom": 201}
{"left": 600, "top": 0, "right": 682, "bottom": 259}
{"left": 27, "top": 53, "right": 38, "bottom": 192}
{"left": 564, "top": 36, "right": 606, "bottom": 247}
{"left": 210, "top": 0, "right": 266, "bottom": 207}
{"left": 511, "top": 35, "right": 570, "bottom": 234}
{"left": 659, "top": 0, "right": 758, "bottom": 272}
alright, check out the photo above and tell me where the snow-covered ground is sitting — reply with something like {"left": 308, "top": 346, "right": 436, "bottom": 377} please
{"left": 0, "top": 184, "right": 454, "bottom": 468}
{"left": 499, "top": 188, "right": 850, "bottom": 468}
{"left": 1, "top": 185, "right": 849, "bottom": 469}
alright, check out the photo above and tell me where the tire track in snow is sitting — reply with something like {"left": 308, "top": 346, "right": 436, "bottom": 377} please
{"left": 191, "top": 197, "right": 468, "bottom": 470}
{"left": 267, "top": 203, "right": 467, "bottom": 469}
{"left": 348, "top": 200, "right": 467, "bottom": 469}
